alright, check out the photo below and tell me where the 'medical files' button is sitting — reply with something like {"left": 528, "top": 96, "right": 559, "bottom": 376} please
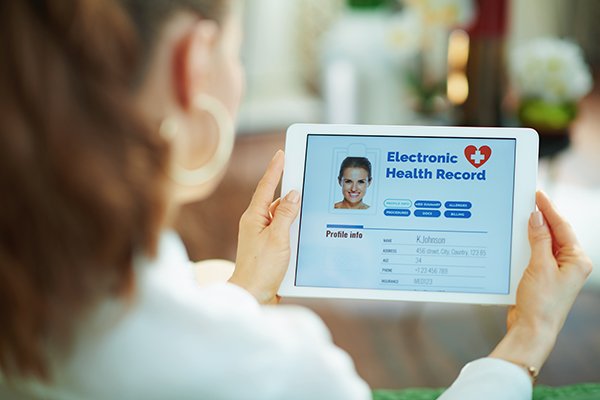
{"left": 414, "top": 200, "right": 442, "bottom": 208}
{"left": 384, "top": 209, "right": 411, "bottom": 217}
{"left": 444, "top": 201, "right": 472, "bottom": 209}
{"left": 414, "top": 210, "right": 441, "bottom": 218}
{"left": 444, "top": 210, "right": 472, "bottom": 218}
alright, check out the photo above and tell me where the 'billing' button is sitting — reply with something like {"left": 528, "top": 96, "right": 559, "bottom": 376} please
{"left": 444, "top": 210, "right": 472, "bottom": 219}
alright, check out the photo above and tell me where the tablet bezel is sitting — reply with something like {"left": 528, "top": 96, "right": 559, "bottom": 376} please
{"left": 280, "top": 124, "right": 538, "bottom": 305}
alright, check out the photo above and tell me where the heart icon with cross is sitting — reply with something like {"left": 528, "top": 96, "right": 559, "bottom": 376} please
{"left": 464, "top": 145, "right": 492, "bottom": 168}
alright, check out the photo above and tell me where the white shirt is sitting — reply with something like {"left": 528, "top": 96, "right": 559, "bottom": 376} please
{"left": 0, "top": 232, "right": 532, "bottom": 399}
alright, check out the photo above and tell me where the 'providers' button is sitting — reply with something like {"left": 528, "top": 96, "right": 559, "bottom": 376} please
{"left": 444, "top": 210, "right": 472, "bottom": 218}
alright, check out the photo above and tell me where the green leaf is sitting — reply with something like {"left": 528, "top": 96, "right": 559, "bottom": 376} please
{"left": 518, "top": 99, "right": 577, "bottom": 130}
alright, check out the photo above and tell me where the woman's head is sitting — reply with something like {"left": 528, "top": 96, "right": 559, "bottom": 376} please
{"left": 337, "top": 157, "right": 372, "bottom": 207}
{"left": 124, "top": 0, "right": 244, "bottom": 201}
{"left": 0, "top": 0, "right": 238, "bottom": 381}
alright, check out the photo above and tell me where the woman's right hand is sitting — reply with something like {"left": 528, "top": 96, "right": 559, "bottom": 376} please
{"left": 229, "top": 150, "right": 301, "bottom": 305}
{"left": 490, "top": 191, "right": 593, "bottom": 374}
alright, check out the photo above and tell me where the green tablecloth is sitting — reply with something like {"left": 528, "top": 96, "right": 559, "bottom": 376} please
{"left": 373, "top": 383, "right": 600, "bottom": 400}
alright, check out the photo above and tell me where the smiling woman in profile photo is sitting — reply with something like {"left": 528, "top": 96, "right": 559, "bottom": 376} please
{"left": 0, "top": 0, "right": 594, "bottom": 399}
{"left": 334, "top": 156, "right": 373, "bottom": 210}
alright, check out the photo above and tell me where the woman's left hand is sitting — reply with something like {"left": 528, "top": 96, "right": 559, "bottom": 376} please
{"left": 229, "top": 150, "right": 301, "bottom": 304}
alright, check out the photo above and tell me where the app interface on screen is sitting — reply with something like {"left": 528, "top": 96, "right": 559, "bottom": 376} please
{"left": 296, "top": 134, "right": 516, "bottom": 294}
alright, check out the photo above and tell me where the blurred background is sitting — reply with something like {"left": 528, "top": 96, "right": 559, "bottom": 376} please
{"left": 176, "top": 0, "right": 600, "bottom": 389}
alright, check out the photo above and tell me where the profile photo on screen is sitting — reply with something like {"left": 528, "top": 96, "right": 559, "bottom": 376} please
{"left": 334, "top": 156, "right": 372, "bottom": 210}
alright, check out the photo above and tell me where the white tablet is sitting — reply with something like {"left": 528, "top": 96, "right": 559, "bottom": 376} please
{"left": 280, "top": 124, "right": 538, "bottom": 305}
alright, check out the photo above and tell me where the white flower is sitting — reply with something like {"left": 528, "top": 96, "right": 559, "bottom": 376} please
{"left": 510, "top": 38, "right": 593, "bottom": 104}
{"left": 385, "top": 9, "right": 423, "bottom": 61}
{"left": 403, "top": 0, "right": 475, "bottom": 28}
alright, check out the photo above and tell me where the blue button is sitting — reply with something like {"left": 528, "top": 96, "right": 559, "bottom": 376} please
{"left": 384, "top": 209, "right": 411, "bottom": 217}
{"left": 384, "top": 199, "right": 412, "bottom": 208}
{"left": 444, "top": 210, "right": 472, "bottom": 218}
{"left": 414, "top": 200, "right": 442, "bottom": 208}
{"left": 414, "top": 209, "right": 441, "bottom": 218}
{"left": 445, "top": 201, "right": 472, "bottom": 209}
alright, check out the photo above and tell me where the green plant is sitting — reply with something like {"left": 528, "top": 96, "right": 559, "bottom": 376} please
{"left": 347, "top": 0, "right": 391, "bottom": 9}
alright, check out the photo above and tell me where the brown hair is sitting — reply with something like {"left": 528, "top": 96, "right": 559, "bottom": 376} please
{"left": 338, "top": 157, "right": 373, "bottom": 182}
{"left": 0, "top": 0, "right": 228, "bottom": 382}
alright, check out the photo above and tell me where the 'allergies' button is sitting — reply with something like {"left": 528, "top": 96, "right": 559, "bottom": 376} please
{"left": 414, "top": 210, "right": 441, "bottom": 218}
{"left": 444, "top": 201, "right": 472, "bottom": 209}
{"left": 444, "top": 210, "right": 472, "bottom": 219}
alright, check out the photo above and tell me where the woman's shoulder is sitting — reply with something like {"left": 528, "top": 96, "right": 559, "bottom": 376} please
{"left": 51, "top": 234, "right": 260, "bottom": 397}
{"left": 47, "top": 232, "right": 369, "bottom": 399}
{"left": 58, "top": 273, "right": 351, "bottom": 399}
{"left": 334, "top": 202, "right": 370, "bottom": 210}
{"left": 58, "top": 278, "right": 256, "bottom": 397}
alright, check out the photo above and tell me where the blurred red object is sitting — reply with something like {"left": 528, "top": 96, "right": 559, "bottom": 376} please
{"left": 468, "top": 0, "right": 507, "bottom": 38}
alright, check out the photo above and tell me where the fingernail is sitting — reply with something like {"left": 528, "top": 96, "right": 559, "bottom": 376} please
{"left": 530, "top": 211, "right": 544, "bottom": 227}
{"left": 272, "top": 149, "right": 283, "bottom": 161}
{"left": 287, "top": 190, "right": 300, "bottom": 204}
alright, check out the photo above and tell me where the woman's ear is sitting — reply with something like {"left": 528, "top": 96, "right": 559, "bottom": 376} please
{"left": 172, "top": 20, "right": 219, "bottom": 110}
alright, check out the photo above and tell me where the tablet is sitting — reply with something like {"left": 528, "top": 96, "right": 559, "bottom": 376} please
{"left": 279, "top": 124, "right": 538, "bottom": 305}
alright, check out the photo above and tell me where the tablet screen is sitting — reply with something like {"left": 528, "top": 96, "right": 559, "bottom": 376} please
{"left": 295, "top": 134, "right": 516, "bottom": 295}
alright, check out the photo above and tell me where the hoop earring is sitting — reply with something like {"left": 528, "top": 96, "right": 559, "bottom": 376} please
{"left": 160, "top": 94, "right": 235, "bottom": 187}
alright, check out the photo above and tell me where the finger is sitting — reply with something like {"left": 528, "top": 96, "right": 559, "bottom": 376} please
{"left": 536, "top": 191, "right": 579, "bottom": 248}
{"left": 528, "top": 209, "right": 554, "bottom": 268}
{"left": 249, "top": 150, "right": 284, "bottom": 213}
{"left": 268, "top": 198, "right": 281, "bottom": 220}
{"left": 270, "top": 190, "right": 301, "bottom": 238}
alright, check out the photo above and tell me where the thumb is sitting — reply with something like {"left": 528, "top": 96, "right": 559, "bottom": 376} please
{"left": 528, "top": 210, "right": 554, "bottom": 269}
{"left": 270, "top": 190, "right": 301, "bottom": 237}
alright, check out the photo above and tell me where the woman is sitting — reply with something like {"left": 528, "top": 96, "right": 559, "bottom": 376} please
{"left": 334, "top": 156, "right": 372, "bottom": 210}
{"left": 0, "top": 0, "right": 593, "bottom": 399}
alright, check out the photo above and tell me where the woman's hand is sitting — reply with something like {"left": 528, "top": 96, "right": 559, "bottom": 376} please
{"left": 490, "top": 191, "right": 593, "bottom": 374}
{"left": 229, "top": 150, "right": 300, "bottom": 304}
